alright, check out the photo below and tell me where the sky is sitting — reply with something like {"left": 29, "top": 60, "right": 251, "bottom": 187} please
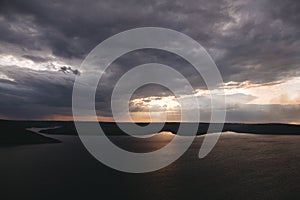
{"left": 0, "top": 0, "right": 300, "bottom": 123}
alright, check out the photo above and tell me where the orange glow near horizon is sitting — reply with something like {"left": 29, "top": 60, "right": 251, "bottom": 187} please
{"left": 1, "top": 77, "right": 299, "bottom": 124}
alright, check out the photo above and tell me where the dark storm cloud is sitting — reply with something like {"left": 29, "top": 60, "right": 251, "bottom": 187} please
{"left": 0, "top": 65, "right": 113, "bottom": 119}
{"left": 213, "top": 0, "right": 300, "bottom": 83}
{"left": 0, "top": 0, "right": 229, "bottom": 59}
{"left": 0, "top": 65, "right": 74, "bottom": 119}
{"left": 1, "top": 0, "right": 299, "bottom": 83}
{"left": 0, "top": 0, "right": 300, "bottom": 121}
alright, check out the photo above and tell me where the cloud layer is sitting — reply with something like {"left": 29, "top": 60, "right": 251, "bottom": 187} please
{"left": 0, "top": 0, "right": 300, "bottom": 122}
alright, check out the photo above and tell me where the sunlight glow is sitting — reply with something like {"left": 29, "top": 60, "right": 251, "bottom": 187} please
{"left": 131, "top": 96, "right": 180, "bottom": 110}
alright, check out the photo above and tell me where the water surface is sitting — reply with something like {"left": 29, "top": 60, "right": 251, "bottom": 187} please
{"left": 1, "top": 132, "right": 300, "bottom": 199}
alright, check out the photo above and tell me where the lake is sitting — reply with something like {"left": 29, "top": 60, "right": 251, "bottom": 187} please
{"left": 1, "top": 132, "right": 300, "bottom": 199}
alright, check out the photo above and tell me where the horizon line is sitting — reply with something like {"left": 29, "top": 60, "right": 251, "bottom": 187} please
{"left": 1, "top": 119, "right": 299, "bottom": 125}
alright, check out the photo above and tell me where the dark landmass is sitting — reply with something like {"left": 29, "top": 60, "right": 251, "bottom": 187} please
{"left": 1, "top": 119, "right": 300, "bottom": 145}
{"left": 0, "top": 120, "right": 60, "bottom": 145}
{"left": 40, "top": 121, "right": 300, "bottom": 136}
{"left": 1, "top": 119, "right": 299, "bottom": 136}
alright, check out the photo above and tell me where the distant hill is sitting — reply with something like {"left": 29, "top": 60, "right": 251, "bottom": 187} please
{"left": 1, "top": 120, "right": 300, "bottom": 142}
{"left": 25, "top": 121, "right": 300, "bottom": 136}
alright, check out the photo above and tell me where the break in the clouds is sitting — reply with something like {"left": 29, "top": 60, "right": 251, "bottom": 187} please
{"left": 0, "top": 0, "right": 300, "bottom": 123}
